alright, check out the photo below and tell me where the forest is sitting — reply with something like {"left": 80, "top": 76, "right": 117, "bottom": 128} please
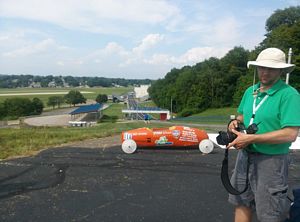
{"left": 148, "top": 6, "right": 300, "bottom": 116}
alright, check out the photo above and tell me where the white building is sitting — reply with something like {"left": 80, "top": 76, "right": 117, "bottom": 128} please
{"left": 134, "top": 84, "right": 150, "bottom": 100}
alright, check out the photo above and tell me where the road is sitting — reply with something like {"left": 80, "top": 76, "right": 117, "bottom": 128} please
{"left": 0, "top": 138, "right": 299, "bottom": 222}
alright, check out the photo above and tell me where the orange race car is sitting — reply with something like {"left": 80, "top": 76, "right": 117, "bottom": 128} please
{"left": 121, "top": 126, "right": 214, "bottom": 154}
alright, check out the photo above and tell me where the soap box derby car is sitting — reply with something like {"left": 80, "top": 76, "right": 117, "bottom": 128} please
{"left": 121, "top": 126, "right": 214, "bottom": 154}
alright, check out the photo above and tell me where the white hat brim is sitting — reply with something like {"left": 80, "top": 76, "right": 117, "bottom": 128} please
{"left": 247, "top": 61, "right": 295, "bottom": 73}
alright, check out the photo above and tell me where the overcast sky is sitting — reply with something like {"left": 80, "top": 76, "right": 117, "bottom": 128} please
{"left": 0, "top": 0, "right": 299, "bottom": 79}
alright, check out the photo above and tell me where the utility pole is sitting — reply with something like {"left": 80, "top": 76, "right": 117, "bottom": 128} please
{"left": 286, "top": 48, "right": 292, "bottom": 85}
{"left": 170, "top": 97, "right": 172, "bottom": 120}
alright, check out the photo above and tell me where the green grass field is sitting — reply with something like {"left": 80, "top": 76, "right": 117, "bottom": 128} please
{"left": 0, "top": 87, "right": 133, "bottom": 107}
{"left": 103, "top": 103, "right": 127, "bottom": 118}
{"left": 171, "top": 107, "right": 238, "bottom": 124}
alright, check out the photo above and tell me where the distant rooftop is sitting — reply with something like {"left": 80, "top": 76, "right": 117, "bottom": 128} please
{"left": 69, "top": 103, "right": 102, "bottom": 115}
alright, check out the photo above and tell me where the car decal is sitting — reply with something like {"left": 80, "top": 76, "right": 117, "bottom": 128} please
{"left": 179, "top": 130, "right": 199, "bottom": 142}
{"left": 172, "top": 130, "right": 180, "bottom": 138}
{"left": 123, "top": 133, "right": 132, "bottom": 140}
{"left": 155, "top": 136, "right": 173, "bottom": 145}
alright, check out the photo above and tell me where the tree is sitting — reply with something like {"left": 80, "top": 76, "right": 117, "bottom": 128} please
{"left": 265, "top": 6, "right": 300, "bottom": 32}
{"left": 64, "top": 90, "right": 86, "bottom": 106}
{"left": 47, "top": 96, "right": 57, "bottom": 109}
{"left": 259, "top": 6, "right": 300, "bottom": 90}
{"left": 54, "top": 76, "right": 64, "bottom": 87}
{"left": 232, "top": 72, "right": 253, "bottom": 106}
{"left": 64, "top": 76, "right": 79, "bottom": 87}
{"left": 220, "top": 47, "right": 250, "bottom": 71}
{"left": 47, "top": 96, "right": 64, "bottom": 109}
{"left": 40, "top": 75, "right": 54, "bottom": 87}
{"left": 96, "top": 94, "right": 108, "bottom": 103}
{"left": 31, "top": 98, "right": 44, "bottom": 115}
{"left": 4, "top": 98, "right": 33, "bottom": 117}
{"left": 0, "top": 102, "right": 7, "bottom": 119}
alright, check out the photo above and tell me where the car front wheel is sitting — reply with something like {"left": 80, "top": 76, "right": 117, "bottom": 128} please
{"left": 199, "top": 139, "right": 214, "bottom": 154}
{"left": 121, "top": 139, "right": 137, "bottom": 154}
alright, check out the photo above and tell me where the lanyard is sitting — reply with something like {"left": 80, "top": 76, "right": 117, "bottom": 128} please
{"left": 249, "top": 94, "right": 269, "bottom": 125}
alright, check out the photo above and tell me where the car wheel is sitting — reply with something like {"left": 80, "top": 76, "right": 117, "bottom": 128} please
{"left": 121, "top": 139, "right": 137, "bottom": 154}
{"left": 199, "top": 139, "right": 214, "bottom": 154}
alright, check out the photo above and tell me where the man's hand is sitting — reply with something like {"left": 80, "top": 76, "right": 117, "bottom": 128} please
{"left": 228, "top": 115, "right": 244, "bottom": 132}
{"left": 227, "top": 129, "right": 253, "bottom": 149}
{"left": 228, "top": 120, "right": 240, "bottom": 132}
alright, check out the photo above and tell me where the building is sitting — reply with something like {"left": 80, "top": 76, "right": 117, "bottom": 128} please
{"left": 134, "top": 85, "right": 150, "bottom": 101}
{"left": 69, "top": 103, "right": 103, "bottom": 126}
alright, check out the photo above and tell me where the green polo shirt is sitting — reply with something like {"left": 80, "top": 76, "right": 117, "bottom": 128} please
{"left": 238, "top": 79, "right": 300, "bottom": 154}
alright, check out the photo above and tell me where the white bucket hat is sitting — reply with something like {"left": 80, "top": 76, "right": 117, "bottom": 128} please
{"left": 247, "top": 48, "right": 295, "bottom": 73}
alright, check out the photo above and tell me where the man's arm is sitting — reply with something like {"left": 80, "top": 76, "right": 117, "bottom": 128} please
{"left": 227, "top": 126, "right": 299, "bottom": 149}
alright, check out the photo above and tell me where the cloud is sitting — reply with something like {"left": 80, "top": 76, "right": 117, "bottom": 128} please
{"left": 80, "top": 42, "right": 128, "bottom": 64}
{"left": 103, "top": 42, "right": 127, "bottom": 55}
{"left": 2, "top": 38, "right": 67, "bottom": 58}
{"left": 0, "top": 30, "right": 230, "bottom": 77}
{"left": 179, "top": 47, "right": 229, "bottom": 64}
{"left": 200, "top": 16, "right": 241, "bottom": 46}
{"left": 80, "top": 34, "right": 164, "bottom": 67}
{"left": 0, "top": 0, "right": 180, "bottom": 35}
{"left": 145, "top": 47, "right": 229, "bottom": 66}
{"left": 133, "top": 34, "right": 164, "bottom": 54}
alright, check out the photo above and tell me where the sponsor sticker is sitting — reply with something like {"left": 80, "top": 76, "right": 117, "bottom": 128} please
{"left": 124, "top": 133, "right": 132, "bottom": 140}
{"left": 178, "top": 130, "right": 198, "bottom": 142}
{"left": 155, "top": 136, "right": 173, "bottom": 145}
{"left": 172, "top": 130, "right": 180, "bottom": 138}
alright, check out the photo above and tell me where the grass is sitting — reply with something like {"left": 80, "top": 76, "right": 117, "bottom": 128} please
{"left": 0, "top": 121, "right": 174, "bottom": 160}
{"left": 171, "top": 107, "right": 238, "bottom": 124}
{"left": 103, "top": 103, "right": 127, "bottom": 119}
{"left": 0, "top": 86, "right": 133, "bottom": 107}
{"left": 194, "top": 107, "right": 238, "bottom": 117}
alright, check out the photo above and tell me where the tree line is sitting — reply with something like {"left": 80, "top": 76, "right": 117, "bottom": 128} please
{"left": 0, "top": 74, "right": 152, "bottom": 88}
{"left": 0, "top": 97, "right": 44, "bottom": 120}
{"left": 47, "top": 91, "right": 108, "bottom": 109}
{"left": 149, "top": 6, "right": 300, "bottom": 116}
{"left": 0, "top": 90, "right": 109, "bottom": 120}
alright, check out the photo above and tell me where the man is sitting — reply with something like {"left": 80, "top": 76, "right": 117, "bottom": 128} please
{"left": 144, "top": 113, "right": 150, "bottom": 124}
{"left": 227, "top": 48, "right": 300, "bottom": 222}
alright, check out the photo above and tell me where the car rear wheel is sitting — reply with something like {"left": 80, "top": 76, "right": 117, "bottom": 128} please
{"left": 121, "top": 139, "right": 137, "bottom": 154}
{"left": 199, "top": 139, "right": 214, "bottom": 154}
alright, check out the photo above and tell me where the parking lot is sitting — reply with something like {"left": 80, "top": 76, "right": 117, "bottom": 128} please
{"left": 0, "top": 140, "right": 299, "bottom": 222}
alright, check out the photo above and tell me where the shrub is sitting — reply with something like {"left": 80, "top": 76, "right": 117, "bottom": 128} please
{"left": 99, "top": 115, "right": 118, "bottom": 123}
{"left": 178, "top": 108, "right": 199, "bottom": 117}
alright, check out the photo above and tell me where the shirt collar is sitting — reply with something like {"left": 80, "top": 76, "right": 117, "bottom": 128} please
{"left": 254, "top": 79, "right": 285, "bottom": 96}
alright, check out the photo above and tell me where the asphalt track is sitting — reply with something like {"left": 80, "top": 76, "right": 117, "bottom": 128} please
{"left": 0, "top": 144, "right": 299, "bottom": 222}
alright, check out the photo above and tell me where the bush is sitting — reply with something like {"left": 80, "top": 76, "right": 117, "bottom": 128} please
{"left": 31, "top": 98, "right": 44, "bottom": 115}
{"left": 4, "top": 97, "right": 33, "bottom": 117}
{"left": 99, "top": 115, "right": 118, "bottom": 123}
{"left": 96, "top": 94, "right": 108, "bottom": 103}
{"left": 178, "top": 108, "right": 199, "bottom": 117}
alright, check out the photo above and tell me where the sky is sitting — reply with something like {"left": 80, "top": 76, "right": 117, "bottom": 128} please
{"left": 0, "top": 0, "right": 299, "bottom": 79}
